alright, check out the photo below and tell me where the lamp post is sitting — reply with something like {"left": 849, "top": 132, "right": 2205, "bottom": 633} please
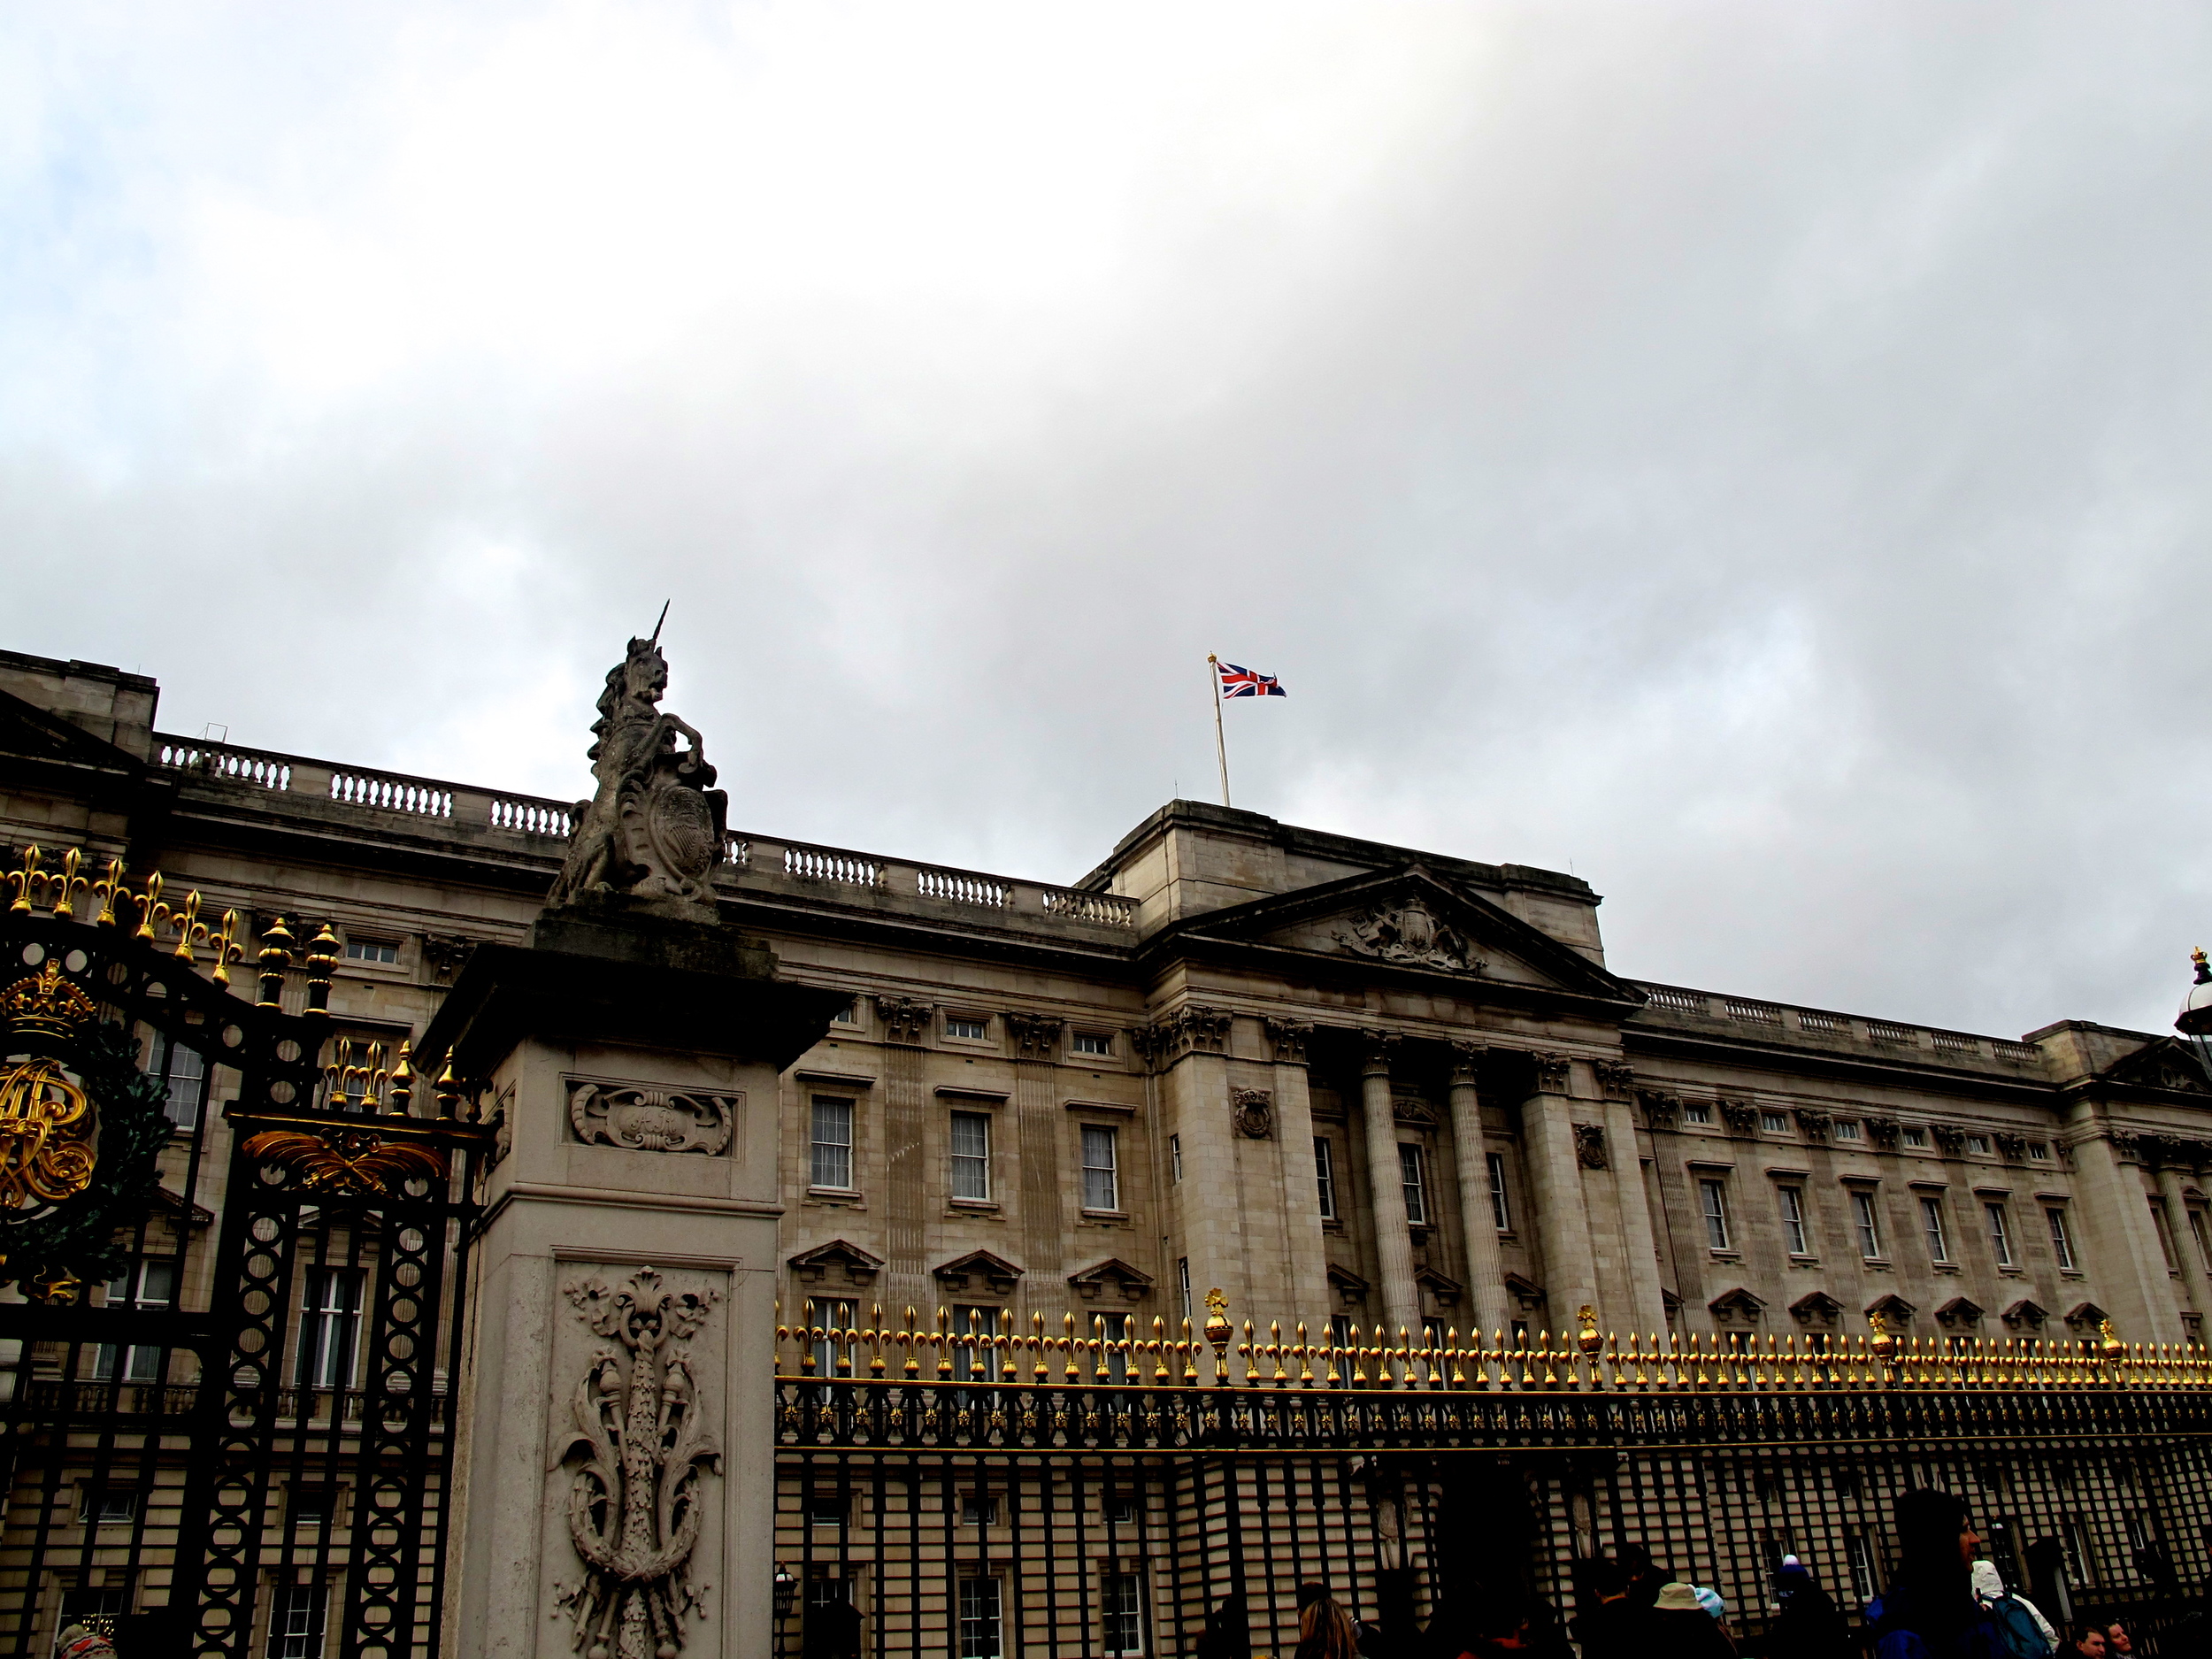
{"left": 772, "top": 1563, "right": 796, "bottom": 1659}
{"left": 2177, "top": 949, "right": 2212, "bottom": 1079}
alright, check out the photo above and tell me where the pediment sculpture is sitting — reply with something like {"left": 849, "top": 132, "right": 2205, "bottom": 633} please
{"left": 1333, "top": 897, "right": 1484, "bottom": 973}
{"left": 548, "top": 621, "right": 729, "bottom": 918}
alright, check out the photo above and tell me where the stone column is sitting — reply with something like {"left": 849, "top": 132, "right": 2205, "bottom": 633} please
{"left": 426, "top": 904, "right": 848, "bottom": 1659}
{"left": 1519, "top": 1052, "right": 1598, "bottom": 1337}
{"left": 1152, "top": 1006, "right": 1240, "bottom": 1328}
{"left": 1357, "top": 1031, "right": 1421, "bottom": 1338}
{"left": 2067, "top": 1122, "right": 2181, "bottom": 1344}
{"left": 1595, "top": 1060, "right": 1668, "bottom": 1336}
{"left": 2148, "top": 1141, "right": 2206, "bottom": 1335}
{"left": 1007, "top": 1013, "right": 1067, "bottom": 1313}
{"left": 1266, "top": 1018, "right": 1331, "bottom": 1325}
{"left": 1447, "top": 1041, "right": 1509, "bottom": 1342}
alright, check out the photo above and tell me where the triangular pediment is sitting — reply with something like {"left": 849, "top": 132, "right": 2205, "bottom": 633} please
{"left": 1159, "top": 865, "right": 1640, "bottom": 1008}
{"left": 2100, "top": 1036, "right": 2212, "bottom": 1096}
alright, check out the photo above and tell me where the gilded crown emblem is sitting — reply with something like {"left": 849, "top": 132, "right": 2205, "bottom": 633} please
{"left": 0, "top": 962, "right": 98, "bottom": 1040}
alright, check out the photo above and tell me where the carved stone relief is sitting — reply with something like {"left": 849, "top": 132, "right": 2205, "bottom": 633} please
{"left": 1333, "top": 899, "right": 1484, "bottom": 973}
{"left": 419, "top": 932, "right": 478, "bottom": 985}
{"left": 1360, "top": 1031, "right": 1402, "bottom": 1073}
{"left": 1140, "top": 1007, "right": 1233, "bottom": 1066}
{"left": 1863, "top": 1116, "right": 1901, "bottom": 1151}
{"left": 1793, "top": 1108, "right": 1832, "bottom": 1142}
{"left": 1594, "top": 1060, "right": 1634, "bottom": 1102}
{"left": 1637, "top": 1090, "right": 1680, "bottom": 1131}
{"left": 569, "top": 1082, "right": 736, "bottom": 1156}
{"left": 1392, "top": 1098, "right": 1437, "bottom": 1128}
{"left": 1931, "top": 1124, "right": 1967, "bottom": 1156}
{"left": 1004, "top": 1012, "right": 1063, "bottom": 1061}
{"left": 874, "top": 997, "right": 933, "bottom": 1045}
{"left": 1231, "top": 1088, "right": 1275, "bottom": 1140}
{"left": 1448, "top": 1039, "right": 1486, "bottom": 1085}
{"left": 1528, "top": 1052, "right": 1570, "bottom": 1095}
{"left": 1573, "top": 1123, "right": 1609, "bottom": 1169}
{"left": 1717, "top": 1101, "right": 1759, "bottom": 1136}
{"left": 549, "top": 1266, "right": 721, "bottom": 1658}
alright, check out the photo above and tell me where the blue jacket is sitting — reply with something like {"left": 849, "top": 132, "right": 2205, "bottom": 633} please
{"left": 1867, "top": 1582, "right": 2009, "bottom": 1659}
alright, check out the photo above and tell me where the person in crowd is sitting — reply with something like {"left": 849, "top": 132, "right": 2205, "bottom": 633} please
{"left": 1773, "top": 1554, "right": 1850, "bottom": 1659}
{"left": 1571, "top": 1558, "right": 1647, "bottom": 1659}
{"left": 1196, "top": 1593, "right": 1251, "bottom": 1659}
{"left": 2101, "top": 1621, "right": 2131, "bottom": 1657}
{"left": 2066, "top": 1625, "right": 2106, "bottom": 1659}
{"left": 1968, "top": 1560, "right": 2056, "bottom": 1657}
{"left": 53, "top": 1629, "right": 115, "bottom": 1659}
{"left": 1297, "top": 1583, "right": 1362, "bottom": 1659}
{"left": 1617, "top": 1544, "right": 1668, "bottom": 1611}
{"left": 1650, "top": 1582, "right": 1736, "bottom": 1659}
{"left": 1867, "top": 1487, "right": 2007, "bottom": 1659}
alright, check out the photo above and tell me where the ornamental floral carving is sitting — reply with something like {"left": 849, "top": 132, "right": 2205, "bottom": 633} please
{"left": 1264, "top": 1018, "right": 1314, "bottom": 1066}
{"left": 568, "top": 1083, "right": 735, "bottom": 1156}
{"left": 1594, "top": 1060, "right": 1634, "bottom": 1102}
{"left": 551, "top": 1267, "right": 721, "bottom": 1659}
{"left": 1528, "top": 1053, "right": 1571, "bottom": 1095}
{"left": 1004, "top": 1013, "right": 1064, "bottom": 1061}
{"left": 1637, "top": 1090, "right": 1680, "bottom": 1131}
{"left": 1232, "top": 1087, "right": 1275, "bottom": 1140}
{"left": 1863, "top": 1116, "right": 1901, "bottom": 1150}
{"left": 1793, "top": 1108, "right": 1832, "bottom": 1142}
{"left": 1333, "top": 899, "right": 1484, "bottom": 973}
{"left": 873, "top": 998, "right": 933, "bottom": 1045}
{"left": 1717, "top": 1101, "right": 1760, "bottom": 1136}
{"left": 1140, "top": 1007, "right": 1232, "bottom": 1065}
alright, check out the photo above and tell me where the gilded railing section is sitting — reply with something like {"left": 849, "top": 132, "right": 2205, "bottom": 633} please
{"left": 4, "top": 844, "right": 249, "bottom": 986}
{"left": 773, "top": 1294, "right": 2210, "bottom": 1396}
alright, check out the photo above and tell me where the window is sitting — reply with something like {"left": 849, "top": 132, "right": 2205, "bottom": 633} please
{"left": 1920, "top": 1195, "right": 1950, "bottom": 1263}
{"left": 1778, "top": 1187, "right": 1809, "bottom": 1256}
{"left": 812, "top": 1298, "right": 857, "bottom": 1379}
{"left": 342, "top": 937, "right": 398, "bottom": 965}
{"left": 1102, "top": 1571, "right": 1146, "bottom": 1657}
{"left": 298, "top": 1267, "right": 363, "bottom": 1389}
{"left": 1683, "top": 1102, "right": 1713, "bottom": 1125}
{"left": 949, "top": 1112, "right": 991, "bottom": 1201}
{"left": 1178, "top": 1258, "right": 1192, "bottom": 1324}
{"left": 957, "top": 1576, "right": 1003, "bottom": 1659}
{"left": 2153, "top": 1202, "right": 2181, "bottom": 1271}
{"left": 1834, "top": 1119, "right": 1863, "bottom": 1142}
{"left": 1847, "top": 1533, "right": 1878, "bottom": 1602}
{"left": 96, "top": 1258, "right": 178, "bottom": 1382}
{"left": 1072, "top": 1032, "right": 1112, "bottom": 1056}
{"left": 270, "top": 1579, "right": 329, "bottom": 1659}
{"left": 830, "top": 997, "right": 858, "bottom": 1024}
{"left": 946, "top": 1015, "right": 987, "bottom": 1041}
{"left": 810, "top": 1097, "right": 854, "bottom": 1190}
{"left": 1398, "top": 1145, "right": 1428, "bottom": 1225}
{"left": 2062, "top": 1518, "right": 2092, "bottom": 1586}
{"left": 1488, "top": 1152, "right": 1511, "bottom": 1232}
{"left": 1097, "top": 1311, "right": 1131, "bottom": 1383}
{"left": 1853, "top": 1192, "right": 1884, "bottom": 1260}
{"left": 959, "top": 1491, "right": 997, "bottom": 1526}
{"left": 1081, "top": 1125, "right": 1119, "bottom": 1210}
{"left": 2028, "top": 1141, "right": 2051, "bottom": 1162}
{"left": 1986, "top": 1203, "right": 2014, "bottom": 1267}
{"left": 1314, "top": 1139, "right": 1337, "bottom": 1220}
{"left": 1700, "top": 1179, "right": 1731, "bottom": 1251}
{"left": 80, "top": 1487, "right": 137, "bottom": 1525}
{"left": 2192, "top": 1210, "right": 2212, "bottom": 1271}
{"left": 1760, "top": 1110, "right": 1788, "bottom": 1134}
{"left": 1169, "top": 1135, "right": 1182, "bottom": 1184}
{"left": 1966, "top": 1134, "right": 1992, "bottom": 1156}
{"left": 1902, "top": 1126, "right": 1929, "bottom": 1148}
{"left": 1103, "top": 1480, "right": 1138, "bottom": 1523}
{"left": 289, "top": 1487, "right": 336, "bottom": 1527}
{"left": 58, "top": 1587, "right": 127, "bottom": 1635}
{"left": 2047, "top": 1207, "right": 2076, "bottom": 1271}
{"left": 150, "top": 1036, "right": 205, "bottom": 1130}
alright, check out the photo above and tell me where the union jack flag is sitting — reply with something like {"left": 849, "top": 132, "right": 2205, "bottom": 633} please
{"left": 1217, "top": 662, "right": 1286, "bottom": 699}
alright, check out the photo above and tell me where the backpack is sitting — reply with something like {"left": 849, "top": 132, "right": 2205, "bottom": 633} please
{"left": 1985, "top": 1596, "right": 2052, "bottom": 1659}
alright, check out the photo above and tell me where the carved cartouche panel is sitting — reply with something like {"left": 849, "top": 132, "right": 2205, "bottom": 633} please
{"left": 1333, "top": 899, "right": 1485, "bottom": 973}
{"left": 1232, "top": 1087, "right": 1275, "bottom": 1140}
{"left": 549, "top": 1265, "right": 723, "bottom": 1658}
{"left": 569, "top": 1081, "right": 736, "bottom": 1156}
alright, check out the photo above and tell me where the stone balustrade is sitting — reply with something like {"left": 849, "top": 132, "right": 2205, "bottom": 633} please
{"left": 1633, "top": 979, "right": 2045, "bottom": 1070}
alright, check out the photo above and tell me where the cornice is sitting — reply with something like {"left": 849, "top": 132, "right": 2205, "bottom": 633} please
{"left": 1622, "top": 1025, "right": 2063, "bottom": 1108}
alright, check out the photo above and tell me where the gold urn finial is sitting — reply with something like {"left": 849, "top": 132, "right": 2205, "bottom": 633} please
{"left": 1869, "top": 1310, "right": 1897, "bottom": 1363}
{"left": 1202, "top": 1287, "right": 1232, "bottom": 1348}
{"left": 2101, "top": 1317, "right": 2125, "bottom": 1362}
{"left": 1577, "top": 1305, "right": 1603, "bottom": 1357}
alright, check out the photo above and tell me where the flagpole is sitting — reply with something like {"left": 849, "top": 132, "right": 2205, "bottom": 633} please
{"left": 1206, "top": 653, "right": 1231, "bottom": 808}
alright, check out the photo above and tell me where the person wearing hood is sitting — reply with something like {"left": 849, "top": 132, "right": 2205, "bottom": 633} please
{"left": 1649, "top": 1582, "right": 1735, "bottom": 1659}
{"left": 1772, "top": 1555, "right": 1849, "bottom": 1659}
{"left": 1969, "top": 1561, "right": 2056, "bottom": 1656}
{"left": 1867, "top": 1487, "right": 2008, "bottom": 1659}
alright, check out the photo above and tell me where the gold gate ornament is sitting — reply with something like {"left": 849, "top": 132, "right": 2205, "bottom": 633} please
{"left": 0, "top": 1056, "right": 96, "bottom": 1210}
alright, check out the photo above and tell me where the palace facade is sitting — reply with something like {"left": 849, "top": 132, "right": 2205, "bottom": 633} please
{"left": 6, "top": 641, "right": 2210, "bottom": 1369}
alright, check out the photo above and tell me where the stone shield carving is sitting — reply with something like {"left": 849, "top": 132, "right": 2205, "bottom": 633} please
{"left": 1231, "top": 1087, "right": 1274, "bottom": 1140}
{"left": 570, "top": 1083, "right": 735, "bottom": 1156}
{"left": 550, "top": 1267, "right": 722, "bottom": 1658}
{"left": 1333, "top": 899, "right": 1483, "bottom": 972}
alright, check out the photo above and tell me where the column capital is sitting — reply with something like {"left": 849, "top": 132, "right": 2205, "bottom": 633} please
{"left": 1358, "top": 1029, "right": 1402, "bottom": 1074}
{"left": 1004, "top": 1011, "right": 1064, "bottom": 1061}
{"left": 1264, "top": 1018, "right": 1315, "bottom": 1066}
{"left": 1594, "top": 1058, "right": 1634, "bottom": 1102}
{"left": 1447, "top": 1038, "right": 1486, "bottom": 1085}
{"left": 874, "top": 996, "right": 934, "bottom": 1045}
{"left": 1526, "top": 1050, "right": 1571, "bottom": 1095}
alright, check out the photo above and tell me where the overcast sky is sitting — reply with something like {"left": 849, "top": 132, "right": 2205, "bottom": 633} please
{"left": 4, "top": 4, "right": 2209, "bottom": 1040}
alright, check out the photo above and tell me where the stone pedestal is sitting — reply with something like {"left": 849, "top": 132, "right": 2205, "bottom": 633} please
{"left": 425, "top": 902, "right": 845, "bottom": 1659}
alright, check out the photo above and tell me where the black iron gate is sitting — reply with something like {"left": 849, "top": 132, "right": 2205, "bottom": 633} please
{"left": 0, "top": 851, "right": 489, "bottom": 1657}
